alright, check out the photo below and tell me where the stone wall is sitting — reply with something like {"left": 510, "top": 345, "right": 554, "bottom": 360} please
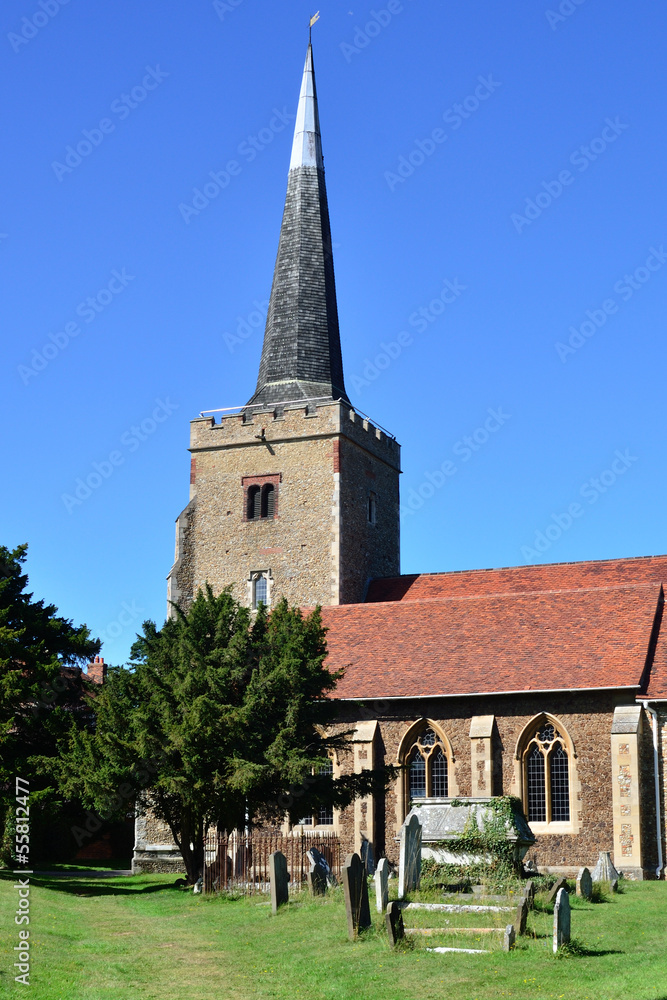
{"left": 328, "top": 692, "right": 658, "bottom": 877}
{"left": 174, "top": 400, "right": 400, "bottom": 610}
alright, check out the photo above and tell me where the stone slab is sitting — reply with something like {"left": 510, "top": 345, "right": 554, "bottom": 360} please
{"left": 576, "top": 867, "right": 593, "bottom": 900}
{"left": 342, "top": 852, "right": 371, "bottom": 940}
{"left": 398, "top": 813, "right": 422, "bottom": 898}
{"left": 553, "top": 887, "right": 571, "bottom": 953}
{"left": 385, "top": 900, "right": 405, "bottom": 948}
{"left": 374, "top": 858, "right": 389, "bottom": 914}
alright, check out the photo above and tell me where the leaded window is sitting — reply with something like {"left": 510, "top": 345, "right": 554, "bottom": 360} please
{"left": 406, "top": 726, "right": 449, "bottom": 801}
{"left": 524, "top": 720, "right": 570, "bottom": 824}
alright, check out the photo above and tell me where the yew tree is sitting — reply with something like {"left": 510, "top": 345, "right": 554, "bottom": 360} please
{"left": 61, "top": 586, "right": 389, "bottom": 884}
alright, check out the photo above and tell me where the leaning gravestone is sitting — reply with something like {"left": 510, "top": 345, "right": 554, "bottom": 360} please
{"left": 547, "top": 877, "right": 568, "bottom": 904}
{"left": 503, "top": 924, "right": 516, "bottom": 952}
{"left": 385, "top": 900, "right": 405, "bottom": 948}
{"left": 592, "top": 851, "right": 620, "bottom": 882}
{"left": 374, "top": 858, "right": 389, "bottom": 914}
{"left": 342, "top": 853, "right": 371, "bottom": 940}
{"left": 514, "top": 897, "right": 528, "bottom": 936}
{"left": 553, "top": 887, "right": 571, "bottom": 953}
{"left": 269, "top": 851, "right": 289, "bottom": 915}
{"left": 398, "top": 813, "right": 422, "bottom": 898}
{"left": 576, "top": 867, "right": 593, "bottom": 900}
{"left": 522, "top": 880, "right": 535, "bottom": 909}
{"left": 306, "top": 850, "right": 328, "bottom": 896}
{"left": 360, "top": 838, "right": 376, "bottom": 876}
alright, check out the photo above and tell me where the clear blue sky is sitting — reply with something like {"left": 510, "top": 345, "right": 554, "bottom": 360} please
{"left": 2, "top": 0, "right": 666, "bottom": 666}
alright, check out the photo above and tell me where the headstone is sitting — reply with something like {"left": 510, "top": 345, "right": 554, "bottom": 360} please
{"left": 398, "top": 813, "right": 422, "bottom": 898}
{"left": 385, "top": 900, "right": 405, "bottom": 948}
{"left": 553, "top": 887, "right": 571, "bottom": 953}
{"left": 591, "top": 851, "right": 620, "bottom": 882}
{"left": 514, "top": 898, "right": 528, "bottom": 936}
{"left": 374, "top": 858, "right": 389, "bottom": 914}
{"left": 547, "top": 877, "right": 568, "bottom": 904}
{"left": 360, "top": 838, "right": 375, "bottom": 875}
{"left": 193, "top": 876, "right": 203, "bottom": 895}
{"left": 522, "top": 880, "right": 535, "bottom": 909}
{"left": 342, "top": 853, "right": 371, "bottom": 940}
{"left": 269, "top": 851, "right": 289, "bottom": 915}
{"left": 576, "top": 866, "right": 593, "bottom": 900}
{"left": 610, "top": 878, "right": 618, "bottom": 893}
{"left": 306, "top": 848, "right": 329, "bottom": 896}
{"left": 525, "top": 858, "right": 537, "bottom": 873}
{"left": 503, "top": 924, "right": 515, "bottom": 952}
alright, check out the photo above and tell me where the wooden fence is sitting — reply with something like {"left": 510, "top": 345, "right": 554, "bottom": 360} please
{"left": 203, "top": 830, "right": 342, "bottom": 894}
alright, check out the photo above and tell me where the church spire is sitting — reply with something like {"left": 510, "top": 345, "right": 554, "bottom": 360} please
{"left": 247, "top": 41, "right": 348, "bottom": 407}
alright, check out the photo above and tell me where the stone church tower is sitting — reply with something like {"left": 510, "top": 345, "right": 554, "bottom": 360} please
{"left": 167, "top": 44, "right": 401, "bottom": 612}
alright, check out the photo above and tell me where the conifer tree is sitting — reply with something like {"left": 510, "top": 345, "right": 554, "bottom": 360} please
{"left": 61, "top": 586, "right": 392, "bottom": 883}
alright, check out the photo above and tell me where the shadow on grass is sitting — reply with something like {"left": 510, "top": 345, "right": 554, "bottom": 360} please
{"left": 0, "top": 871, "right": 178, "bottom": 897}
{"left": 556, "top": 938, "right": 623, "bottom": 958}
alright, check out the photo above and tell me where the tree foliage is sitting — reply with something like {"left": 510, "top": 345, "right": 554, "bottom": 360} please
{"left": 61, "top": 586, "right": 393, "bottom": 883}
{"left": 0, "top": 543, "right": 100, "bottom": 859}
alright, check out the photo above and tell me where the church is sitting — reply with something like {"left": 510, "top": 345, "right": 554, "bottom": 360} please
{"left": 134, "top": 42, "right": 667, "bottom": 881}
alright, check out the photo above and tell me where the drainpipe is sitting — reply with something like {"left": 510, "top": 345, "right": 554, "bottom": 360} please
{"left": 642, "top": 701, "right": 664, "bottom": 879}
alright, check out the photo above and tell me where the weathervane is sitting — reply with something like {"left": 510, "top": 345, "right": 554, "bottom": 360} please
{"left": 309, "top": 10, "right": 320, "bottom": 42}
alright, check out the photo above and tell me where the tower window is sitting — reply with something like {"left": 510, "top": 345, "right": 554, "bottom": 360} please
{"left": 368, "top": 492, "right": 377, "bottom": 524}
{"left": 250, "top": 571, "right": 271, "bottom": 610}
{"left": 242, "top": 474, "right": 281, "bottom": 521}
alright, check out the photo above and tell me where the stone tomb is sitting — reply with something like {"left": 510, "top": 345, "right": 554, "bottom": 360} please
{"left": 576, "top": 866, "right": 593, "bottom": 900}
{"left": 342, "top": 852, "right": 371, "bottom": 940}
{"left": 269, "top": 851, "right": 289, "bottom": 914}
{"left": 404, "top": 798, "right": 535, "bottom": 866}
{"left": 398, "top": 813, "right": 422, "bottom": 898}
{"left": 374, "top": 857, "right": 389, "bottom": 914}
{"left": 553, "top": 887, "right": 571, "bottom": 953}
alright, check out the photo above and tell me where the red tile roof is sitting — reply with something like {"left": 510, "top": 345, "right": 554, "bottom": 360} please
{"left": 365, "top": 555, "right": 667, "bottom": 604}
{"left": 321, "top": 583, "right": 663, "bottom": 701}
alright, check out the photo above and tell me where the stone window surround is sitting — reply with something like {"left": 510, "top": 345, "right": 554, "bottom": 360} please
{"left": 248, "top": 569, "right": 273, "bottom": 610}
{"left": 395, "top": 719, "right": 458, "bottom": 825}
{"left": 512, "top": 713, "right": 581, "bottom": 836}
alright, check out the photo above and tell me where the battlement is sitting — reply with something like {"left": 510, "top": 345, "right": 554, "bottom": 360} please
{"left": 190, "top": 400, "right": 400, "bottom": 470}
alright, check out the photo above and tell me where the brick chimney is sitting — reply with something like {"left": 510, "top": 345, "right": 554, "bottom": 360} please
{"left": 86, "top": 656, "right": 106, "bottom": 684}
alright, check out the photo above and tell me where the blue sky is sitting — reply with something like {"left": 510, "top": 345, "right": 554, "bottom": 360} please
{"left": 2, "top": 0, "right": 666, "bottom": 666}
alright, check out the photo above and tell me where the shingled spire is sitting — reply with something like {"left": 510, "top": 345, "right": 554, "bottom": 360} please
{"left": 247, "top": 43, "right": 348, "bottom": 407}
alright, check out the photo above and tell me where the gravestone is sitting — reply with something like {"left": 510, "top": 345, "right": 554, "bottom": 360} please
{"left": 360, "top": 838, "right": 375, "bottom": 875}
{"left": 374, "top": 858, "right": 389, "bottom": 914}
{"left": 553, "top": 887, "right": 571, "bottom": 953}
{"left": 269, "top": 851, "right": 289, "bottom": 915}
{"left": 398, "top": 813, "right": 422, "bottom": 898}
{"left": 306, "top": 848, "right": 329, "bottom": 896}
{"left": 514, "top": 898, "right": 528, "bottom": 936}
{"left": 385, "top": 900, "right": 405, "bottom": 948}
{"left": 342, "top": 853, "right": 371, "bottom": 940}
{"left": 591, "top": 851, "right": 620, "bottom": 882}
{"left": 503, "top": 924, "right": 515, "bottom": 952}
{"left": 547, "top": 877, "right": 568, "bottom": 904}
{"left": 576, "top": 866, "right": 592, "bottom": 900}
{"left": 522, "top": 880, "right": 535, "bottom": 909}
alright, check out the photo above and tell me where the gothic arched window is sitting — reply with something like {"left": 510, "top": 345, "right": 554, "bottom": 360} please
{"left": 247, "top": 485, "right": 261, "bottom": 520}
{"left": 407, "top": 726, "right": 449, "bottom": 801}
{"left": 261, "top": 483, "right": 275, "bottom": 519}
{"left": 524, "top": 720, "right": 571, "bottom": 824}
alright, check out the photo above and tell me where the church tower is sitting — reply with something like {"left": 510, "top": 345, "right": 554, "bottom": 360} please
{"left": 168, "top": 42, "right": 400, "bottom": 612}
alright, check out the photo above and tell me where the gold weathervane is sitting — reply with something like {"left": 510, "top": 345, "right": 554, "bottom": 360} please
{"left": 309, "top": 11, "right": 320, "bottom": 39}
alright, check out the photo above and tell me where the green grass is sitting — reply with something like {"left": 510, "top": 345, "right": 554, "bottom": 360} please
{"left": 1, "top": 871, "right": 666, "bottom": 999}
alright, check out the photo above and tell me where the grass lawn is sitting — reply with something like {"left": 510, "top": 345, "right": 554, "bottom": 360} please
{"left": 1, "top": 871, "right": 667, "bottom": 999}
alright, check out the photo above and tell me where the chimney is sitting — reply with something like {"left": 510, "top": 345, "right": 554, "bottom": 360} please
{"left": 86, "top": 656, "right": 106, "bottom": 684}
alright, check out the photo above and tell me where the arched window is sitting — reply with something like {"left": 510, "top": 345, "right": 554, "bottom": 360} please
{"left": 250, "top": 571, "right": 270, "bottom": 610}
{"left": 247, "top": 485, "right": 261, "bottom": 520}
{"left": 524, "top": 720, "right": 571, "bottom": 824}
{"left": 406, "top": 726, "right": 449, "bottom": 801}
